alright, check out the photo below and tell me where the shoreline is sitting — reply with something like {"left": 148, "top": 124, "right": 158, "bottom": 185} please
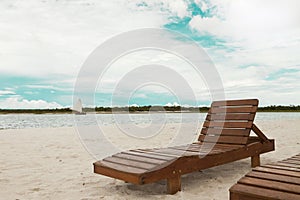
{"left": 1, "top": 112, "right": 300, "bottom": 131}
{"left": 0, "top": 110, "right": 300, "bottom": 115}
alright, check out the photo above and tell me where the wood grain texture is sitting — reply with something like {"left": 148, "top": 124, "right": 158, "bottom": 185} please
{"left": 209, "top": 106, "right": 258, "bottom": 114}
{"left": 201, "top": 128, "right": 250, "bottom": 136}
{"left": 199, "top": 135, "right": 249, "bottom": 145}
{"left": 206, "top": 113, "right": 255, "bottom": 121}
{"left": 198, "top": 99, "right": 259, "bottom": 145}
{"left": 230, "top": 184, "right": 300, "bottom": 200}
{"left": 212, "top": 99, "right": 258, "bottom": 107}
{"left": 167, "top": 175, "right": 181, "bottom": 194}
{"left": 251, "top": 155, "right": 260, "bottom": 168}
{"left": 230, "top": 153, "right": 300, "bottom": 200}
{"left": 203, "top": 121, "right": 253, "bottom": 128}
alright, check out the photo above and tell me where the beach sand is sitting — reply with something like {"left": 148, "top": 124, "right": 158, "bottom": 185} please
{"left": 0, "top": 120, "right": 299, "bottom": 199}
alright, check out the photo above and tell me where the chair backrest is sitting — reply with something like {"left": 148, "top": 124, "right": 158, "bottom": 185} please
{"left": 198, "top": 99, "right": 259, "bottom": 145}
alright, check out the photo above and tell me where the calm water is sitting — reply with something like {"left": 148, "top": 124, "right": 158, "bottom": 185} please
{"left": 0, "top": 112, "right": 300, "bottom": 130}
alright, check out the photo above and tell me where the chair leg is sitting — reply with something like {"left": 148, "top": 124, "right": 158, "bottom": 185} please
{"left": 167, "top": 175, "right": 181, "bottom": 194}
{"left": 251, "top": 154, "right": 260, "bottom": 168}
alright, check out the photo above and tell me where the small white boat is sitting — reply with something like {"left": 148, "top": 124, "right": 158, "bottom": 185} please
{"left": 73, "top": 98, "right": 86, "bottom": 115}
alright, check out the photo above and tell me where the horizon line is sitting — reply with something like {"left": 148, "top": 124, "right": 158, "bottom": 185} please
{"left": 1, "top": 104, "right": 300, "bottom": 110}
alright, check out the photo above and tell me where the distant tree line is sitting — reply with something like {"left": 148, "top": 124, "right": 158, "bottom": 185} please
{"left": 0, "top": 105, "right": 299, "bottom": 114}
{"left": 0, "top": 108, "right": 72, "bottom": 114}
{"left": 257, "top": 105, "right": 300, "bottom": 112}
{"left": 70, "top": 105, "right": 300, "bottom": 113}
{"left": 94, "top": 106, "right": 210, "bottom": 113}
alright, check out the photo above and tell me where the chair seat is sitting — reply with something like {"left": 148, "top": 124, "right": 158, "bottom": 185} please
{"left": 94, "top": 138, "right": 274, "bottom": 184}
{"left": 230, "top": 154, "right": 300, "bottom": 200}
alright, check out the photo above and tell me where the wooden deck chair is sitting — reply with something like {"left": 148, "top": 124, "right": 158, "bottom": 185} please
{"left": 93, "top": 99, "right": 275, "bottom": 194}
{"left": 230, "top": 153, "right": 300, "bottom": 199}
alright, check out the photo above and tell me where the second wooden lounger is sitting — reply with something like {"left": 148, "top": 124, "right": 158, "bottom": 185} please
{"left": 230, "top": 154, "right": 300, "bottom": 200}
{"left": 94, "top": 99, "right": 275, "bottom": 194}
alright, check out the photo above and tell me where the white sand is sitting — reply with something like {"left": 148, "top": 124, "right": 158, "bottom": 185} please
{"left": 0, "top": 120, "right": 299, "bottom": 199}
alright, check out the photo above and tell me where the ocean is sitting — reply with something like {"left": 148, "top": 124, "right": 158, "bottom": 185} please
{"left": 0, "top": 112, "right": 300, "bottom": 130}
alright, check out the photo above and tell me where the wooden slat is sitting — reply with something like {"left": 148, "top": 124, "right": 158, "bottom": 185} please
{"left": 133, "top": 149, "right": 183, "bottom": 158}
{"left": 206, "top": 113, "right": 255, "bottom": 121}
{"left": 130, "top": 150, "right": 179, "bottom": 159}
{"left": 253, "top": 166, "right": 300, "bottom": 178}
{"left": 199, "top": 135, "right": 249, "bottom": 145}
{"left": 209, "top": 143, "right": 244, "bottom": 148}
{"left": 238, "top": 177, "right": 300, "bottom": 194}
{"left": 271, "top": 162, "right": 300, "bottom": 169}
{"left": 170, "top": 145, "right": 229, "bottom": 151}
{"left": 246, "top": 171, "right": 300, "bottom": 185}
{"left": 263, "top": 164, "right": 300, "bottom": 172}
{"left": 280, "top": 160, "right": 300, "bottom": 165}
{"left": 212, "top": 99, "right": 258, "bottom": 107}
{"left": 95, "top": 160, "right": 147, "bottom": 174}
{"left": 201, "top": 128, "right": 250, "bottom": 136}
{"left": 289, "top": 158, "right": 300, "bottom": 162}
{"left": 123, "top": 150, "right": 174, "bottom": 161}
{"left": 113, "top": 153, "right": 166, "bottom": 165}
{"left": 230, "top": 193, "right": 259, "bottom": 200}
{"left": 150, "top": 148, "right": 198, "bottom": 157}
{"left": 104, "top": 157, "right": 157, "bottom": 170}
{"left": 230, "top": 184, "right": 300, "bottom": 200}
{"left": 168, "top": 146, "right": 226, "bottom": 154}
{"left": 210, "top": 106, "right": 257, "bottom": 114}
{"left": 183, "top": 143, "right": 233, "bottom": 150}
{"left": 293, "top": 154, "right": 300, "bottom": 158}
{"left": 203, "top": 121, "right": 253, "bottom": 128}
{"left": 170, "top": 144, "right": 241, "bottom": 153}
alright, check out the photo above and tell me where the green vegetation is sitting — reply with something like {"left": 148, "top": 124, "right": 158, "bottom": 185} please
{"left": 0, "top": 108, "right": 72, "bottom": 114}
{"left": 94, "top": 106, "right": 210, "bottom": 113}
{"left": 257, "top": 105, "right": 300, "bottom": 112}
{"left": 0, "top": 105, "right": 299, "bottom": 114}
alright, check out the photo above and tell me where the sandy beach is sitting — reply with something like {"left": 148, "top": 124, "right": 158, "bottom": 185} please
{"left": 0, "top": 119, "right": 299, "bottom": 200}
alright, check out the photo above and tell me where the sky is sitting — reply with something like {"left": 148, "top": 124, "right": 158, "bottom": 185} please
{"left": 0, "top": 0, "right": 299, "bottom": 109}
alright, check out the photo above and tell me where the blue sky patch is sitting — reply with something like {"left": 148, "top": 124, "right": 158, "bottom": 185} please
{"left": 265, "top": 68, "right": 299, "bottom": 81}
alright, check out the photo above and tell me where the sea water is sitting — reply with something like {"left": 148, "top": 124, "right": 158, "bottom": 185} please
{"left": 0, "top": 112, "right": 300, "bottom": 130}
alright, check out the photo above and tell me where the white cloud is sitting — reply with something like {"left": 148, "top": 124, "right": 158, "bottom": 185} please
{"left": 0, "top": 90, "right": 16, "bottom": 95}
{"left": 0, "top": 97, "right": 63, "bottom": 109}
{"left": 132, "top": 93, "right": 147, "bottom": 98}
{"left": 189, "top": 0, "right": 300, "bottom": 49}
{"left": 0, "top": 0, "right": 167, "bottom": 77}
{"left": 165, "top": 102, "right": 180, "bottom": 107}
{"left": 189, "top": 16, "right": 224, "bottom": 36}
{"left": 195, "top": 0, "right": 208, "bottom": 13}
{"left": 96, "top": 49, "right": 210, "bottom": 103}
{"left": 164, "top": 0, "right": 189, "bottom": 19}
{"left": 132, "top": 0, "right": 189, "bottom": 19}
{"left": 24, "top": 84, "right": 73, "bottom": 91}
{"left": 185, "top": 0, "right": 300, "bottom": 105}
